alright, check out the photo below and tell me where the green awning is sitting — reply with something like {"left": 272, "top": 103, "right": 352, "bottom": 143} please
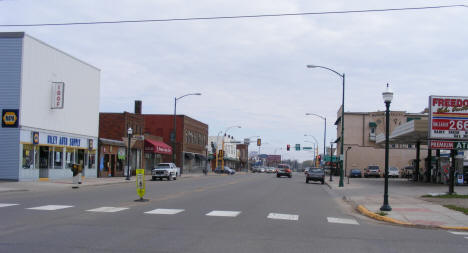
{"left": 369, "top": 122, "right": 377, "bottom": 128}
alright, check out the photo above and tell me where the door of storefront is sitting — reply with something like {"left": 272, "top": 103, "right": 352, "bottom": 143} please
{"left": 77, "top": 149, "right": 85, "bottom": 176}
{"left": 39, "top": 146, "right": 49, "bottom": 178}
{"left": 110, "top": 154, "right": 116, "bottom": 176}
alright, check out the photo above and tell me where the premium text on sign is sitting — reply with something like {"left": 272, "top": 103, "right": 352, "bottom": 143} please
{"left": 429, "top": 96, "right": 468, "bottom": 140}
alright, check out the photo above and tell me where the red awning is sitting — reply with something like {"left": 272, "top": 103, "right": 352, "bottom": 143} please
{"left": 144, "top": 139, "right": 172, "bottom": 155}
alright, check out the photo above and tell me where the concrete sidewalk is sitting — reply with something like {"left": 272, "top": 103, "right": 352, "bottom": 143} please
{"left": 326, "top": 176, "right": 468, "bottom": 229}
{"left": 0, "top": 172, "right": 209, "bottom": 193}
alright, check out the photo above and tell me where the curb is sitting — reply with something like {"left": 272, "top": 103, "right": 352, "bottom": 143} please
{"left": 356, "top": 204, "right": 468, "bottom": 231}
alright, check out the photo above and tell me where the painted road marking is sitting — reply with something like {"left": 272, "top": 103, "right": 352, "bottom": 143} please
{"left": 145, "top": 209, "right": 185, "bottom": 215}
{"left": 27, "top": 205, "right": 74, "bottom": 211}
{"left": 86, "top": 207, "right": 129, "bottom": 213}
{"left": 206, "top": 210, "right": 241, "bottom": 217}
{"left": 327, "top": 217, "right": 359, "bottom": 225}
{"left": 267, "top": 213, "right": 299, "bottom": 221}
{"left": 0, "top": 203, "right": 19, "bottom": 208}
{"left": 449, "top": 231, "right": 468, "bottom": 235}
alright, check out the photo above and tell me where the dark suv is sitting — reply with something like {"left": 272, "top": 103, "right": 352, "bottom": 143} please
{"left": 305, "top": 168, "right": 325, "bottom": 184}
{"left": 276, "top": 164, "right": 292, "bottom": 178}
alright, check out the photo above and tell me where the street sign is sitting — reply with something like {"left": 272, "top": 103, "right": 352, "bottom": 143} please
{"left": 295, "top": 144, "right": 300, "bottom": 151}
{"left": 303, "top": 147, "right": 313, "bottom": 150}
{"left": 136, "top": 169, "right": 145, "bottom": 199}
{"left": 430, "top": 140, "right": 468, "bottom": 150}
{"left": 429, "top": 96, "right": 468, "bottom": 140}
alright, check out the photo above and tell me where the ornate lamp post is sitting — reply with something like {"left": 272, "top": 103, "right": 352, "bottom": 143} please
{"left": 380, "top": 83, "right": 393, "bottom": 212}
{"left": 307, "top": 65, "right": 345, "bottom": 187}
{"left": 126, "top": 127, "right": 133, "bottom": 180}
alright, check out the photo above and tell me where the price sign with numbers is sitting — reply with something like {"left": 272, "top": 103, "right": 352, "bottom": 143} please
{"left": 429, "top": 96, "right": 468, "bottom": 140}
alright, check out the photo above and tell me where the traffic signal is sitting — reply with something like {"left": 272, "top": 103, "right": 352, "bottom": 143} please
{"left": 287, "top": 144, "right": 290, "bottom": 151}
{"left": 318, "top": 155, "right": 321, "bottom": 162}
{"left": 257, "top": 138, "right": 261, "bottom": 146}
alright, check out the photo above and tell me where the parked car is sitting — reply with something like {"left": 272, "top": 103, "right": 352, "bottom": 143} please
{"left": 214, "top": 166, "right": 236, "bottom": 175}
{"left": 305, "top": 168, "right": 325, "bottom": 184}
{"left": 152, "top": 163, "right": 180, "bottom": 181}
{"left": 388, "top": 167, "right": 400, "bottom": 178}
{"left": 276, "top": 164, "right": 292, "bottom": 178}
{"left": 401, "top": 166, "right": 414, "bottom": 178}
{"left": 251, "top": 167, "right": 260, "bottom": 173}
{"left": 364, "top": 165, "right": 381, "bottom": 178}
{"left": 349, "top": 169, "right": 362, "bottom": 178}
{"left": 266, "top": 167, "right": 276, "bottom": 173}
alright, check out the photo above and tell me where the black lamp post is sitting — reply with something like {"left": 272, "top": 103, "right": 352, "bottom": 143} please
{"left": 126, "top": 127, "right": 133, "bottom": 181}
{"left": 380, "top": 83, "right": 393, "bottom": 212}
{"left": 346, "top": 146, "right": 352, "bottom": 184}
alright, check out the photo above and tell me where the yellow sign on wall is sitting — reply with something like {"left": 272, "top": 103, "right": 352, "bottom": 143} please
{"left": 136, "top": 169, "right": 145, "bottom": 198}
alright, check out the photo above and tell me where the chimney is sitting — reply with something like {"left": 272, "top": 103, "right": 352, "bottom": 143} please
{"left": 134, "top": 100, "right": 142, "bottom": 114}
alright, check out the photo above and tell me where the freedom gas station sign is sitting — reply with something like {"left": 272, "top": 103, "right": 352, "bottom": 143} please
{"left": 429, "top": 95, "right": 468, "bottom": 149}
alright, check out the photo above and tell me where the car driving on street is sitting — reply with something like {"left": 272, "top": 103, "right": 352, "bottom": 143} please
{"left": 276, "top": 164, "right": 292, "bottom": 178}
{"left": 305, "top": 167, "right": 325, "bottom": 184}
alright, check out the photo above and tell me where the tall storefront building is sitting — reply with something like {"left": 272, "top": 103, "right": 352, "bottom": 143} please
{"left": 0, "top": 32, "right": 100, "bottom": 181}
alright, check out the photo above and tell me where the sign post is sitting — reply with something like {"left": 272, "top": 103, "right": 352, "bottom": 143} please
{"left": 135, "top": 169, "right": 148, "bottom": 202}
{"left": 428, "top": 95, "right": 468, "bottom": 193}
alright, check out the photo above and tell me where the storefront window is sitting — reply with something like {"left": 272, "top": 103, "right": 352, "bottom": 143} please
{"left": 48, "top": 148, "right": 54, "bottom": 168}
{"left": 22, "top": 144, "right": 34, "bottom": 169}
{"left": 88, "top": 151, "right": 96, "bottom": 169}
{"left": 66, "top": 148, "right": 75, "bottom": 168}
{"left": 55, "top": 148, "right": 63, "bottom": 168}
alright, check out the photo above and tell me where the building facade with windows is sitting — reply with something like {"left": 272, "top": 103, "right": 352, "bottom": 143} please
{"left": 144, "top": 114, "right": 208, "bottom": 174}
{"left": 334, "top": 106, "right": 428, "bottom": 175}
{"left": 0, "top": 32, "right": 100, "bottom": 181}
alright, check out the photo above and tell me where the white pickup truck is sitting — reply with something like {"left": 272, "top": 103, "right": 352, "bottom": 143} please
{"left": 151, "top": 163, "right": 180, "bottom": 181}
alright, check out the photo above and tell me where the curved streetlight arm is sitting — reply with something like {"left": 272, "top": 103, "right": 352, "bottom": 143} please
{"left": 305, "top": 113, "right": 325, "bottom": 120}
{"left": 307, "top": 65, "right": 343, "bottom": 78}
{"left": 176, "top": 93, "right": 202, "bottom": 101}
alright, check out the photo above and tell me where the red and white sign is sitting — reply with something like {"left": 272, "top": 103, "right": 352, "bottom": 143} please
{"left": 51, "top": 82, "right": 65, "bottom": 109}
{"left": 429, "top": 140, "right": 454, "bottom": 150}
{"left": 144, "top": 139, "right": 172, "bottom": 155}
{"left": 429, "top": 95, "right": 468, "bottom": 140}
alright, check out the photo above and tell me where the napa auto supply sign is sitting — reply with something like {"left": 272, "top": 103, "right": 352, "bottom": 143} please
{"left": 429, "top": 96, "right": 468, "bottom": 147}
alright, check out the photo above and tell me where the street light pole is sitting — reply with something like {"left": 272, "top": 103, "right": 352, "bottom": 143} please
{"left": 126, "top": 127, "right": 133, "bottom": 180}
{"left": 346, "top": 146, "right": 352, "bottom": 184}
{"left": 245, "top": 135, "right": 259, "bottom": 172}
{"left": 172, "top": 93, "right": 202, "bottom": 168}
{"left": 329, "top": 142, "right": 334, "bottom": 182}
{"left": 221, "top": 126, "right": 241, "bottom": 170}
{"left": 380, "top": 84, "right": 393, "bottom": 212}
{"left": 307, "top": 65, "right": 345, "bottom": 187}
{"left": 305, "top": 113, "right": 327, "bottom": 168}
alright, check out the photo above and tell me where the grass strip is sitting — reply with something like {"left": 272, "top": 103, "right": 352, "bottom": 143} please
{"left": 444, "top": 205, "right": 468, "bottom": 215}
{"left": 421, "top": 194, "right": 468, "bottom": 199}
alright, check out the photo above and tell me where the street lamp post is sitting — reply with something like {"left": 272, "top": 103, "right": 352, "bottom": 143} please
{"left": 346, "top": 146, "right": 352, "bottom": 184}
{"left": 126, "top": 127, "right": 133, "bottom": 180}
{"left": 304, "top": 134, "right": 319, "bottom": 166}
{"left": 305, "top": 113, "right": 327, "bottom": 168}
{"left": 307, "top": 65, "right": 345, "bottom": 187}
{"left": 380, "top": 83, "right": 393, "bottom": 212}
{"left": 304, "top": 139, "right": 318, "bottom": 166}
{"left": 221, "top": 126, "right": 241, "bottom": 170}
{"left": 245, "top": 136, "right": 259, "bottom": 172}
{"left": 330, "top": 142, "right": 334, "bottom": 182}
{"left": 172, "top": 93, "right": 202, "bottom": 168}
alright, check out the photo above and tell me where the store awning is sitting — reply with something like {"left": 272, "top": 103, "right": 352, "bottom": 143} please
{"left": 144, "top": 139, "right": 172, "bottom": 155}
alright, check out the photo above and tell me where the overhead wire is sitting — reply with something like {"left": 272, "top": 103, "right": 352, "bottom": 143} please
{"left": 0, "top": 4, "right": 467, "bottom": 27}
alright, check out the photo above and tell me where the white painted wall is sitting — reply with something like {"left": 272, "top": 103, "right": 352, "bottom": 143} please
{"left": 20, "top": 35, "right": 100, "bottom": 137}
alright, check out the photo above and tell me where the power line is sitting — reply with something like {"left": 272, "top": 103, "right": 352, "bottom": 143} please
{"left": 1, "top": 4, "right": 467, "bottom": 27}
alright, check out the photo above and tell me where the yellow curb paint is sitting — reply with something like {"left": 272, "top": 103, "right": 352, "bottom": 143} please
{"left": 356, "top": 205, "right": 412, "bottom": 225}
{"left": 39, "top": 178, "right": 49, "bottom": 181}
{"left": 439, "top": 226, "right": 468, "bottom": 231}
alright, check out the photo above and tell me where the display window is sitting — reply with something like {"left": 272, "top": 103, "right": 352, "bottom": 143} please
{"left": 66, "top": 147, "right": 76, "bottom": 168}
{"left": 88, "top": 150, "right": 96, "bottom": 169}
{"left": 54, "top": 147, "right": 63, "bottom": 168}
{"left": 22, "top": 144, "right": 34, "bottom": 169}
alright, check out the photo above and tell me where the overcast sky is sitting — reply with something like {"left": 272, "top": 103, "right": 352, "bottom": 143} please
{"left": 1, "top": 0, "right": 467, "bottom": 161}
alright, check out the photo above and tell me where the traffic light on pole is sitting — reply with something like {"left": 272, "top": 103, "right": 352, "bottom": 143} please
{"left": 287, "top": 144, "right": 290, "bottom": 151}
{"left": 318, "top": 155, "right": 321, "bottom": 162}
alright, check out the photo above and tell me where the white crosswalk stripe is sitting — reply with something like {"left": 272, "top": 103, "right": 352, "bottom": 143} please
{"left": 27, "top": 205, "right": 74, "bottom": 211}
{"left": 448, "top": 231, "right": 468, "bottom": 236}
{"left": 206, "top": 210, "right": 241, "bottom": 217}
{"left": 0, "top": 203, "right": 19, "bottom": 208}
{"left": 86, "top": 207, "right": 129, "bottom": 213}
{"left": 267, "top": 213, "right": 299, "bottom": 221}
{"left": 145, "top": 209, "right": 185, "bottom": 215}
{"left": 327, "top": 217, "right": 359, "bottom": 225}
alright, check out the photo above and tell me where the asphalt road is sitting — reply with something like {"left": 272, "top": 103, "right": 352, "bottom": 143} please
{"left": 0, "top": 173, "right": 467, "bottom": 252}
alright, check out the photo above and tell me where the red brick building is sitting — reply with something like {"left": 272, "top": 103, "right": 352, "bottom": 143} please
{"left": 144, "top": 114, "right": 208, "bottom": 174}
